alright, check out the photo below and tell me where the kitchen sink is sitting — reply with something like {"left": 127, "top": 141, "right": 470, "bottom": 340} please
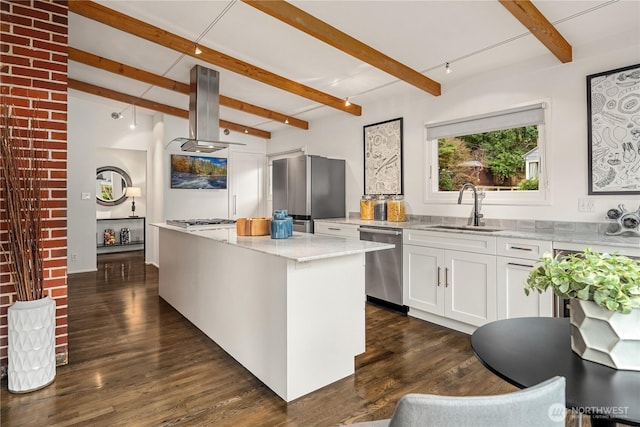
{"left": 415, "top": 224, "right": 503, "bottom": 233}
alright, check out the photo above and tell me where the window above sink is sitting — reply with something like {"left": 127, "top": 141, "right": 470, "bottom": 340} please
{"left": 423, "top": 101, "right": 551, "bottom": 206}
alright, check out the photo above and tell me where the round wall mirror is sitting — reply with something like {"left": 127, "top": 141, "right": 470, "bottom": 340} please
{"left": 96, "top": 166, "right": 132, "bottom": 206}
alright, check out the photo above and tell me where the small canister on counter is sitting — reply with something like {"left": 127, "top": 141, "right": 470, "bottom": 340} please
{"left": 387, "top": 195, "right": 406, "bottom": 222}
{"left": 360, "top": 195, "right": 374, "bottom": 220}
{"left": 120, "top": 227, "right": 130, "bottom": 244}
{"left": 373, "top": 195, "right": 387, "bottom": 221}
{"left": 271, "top": 210, "right": 289, "bottom": 239}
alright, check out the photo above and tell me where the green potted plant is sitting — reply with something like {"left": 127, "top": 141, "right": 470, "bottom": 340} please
{"left": 1, "top": 102, "right": 56, "bottom": 392}
{"left": 525, "top": 248, "right": 640, "bottom": 371}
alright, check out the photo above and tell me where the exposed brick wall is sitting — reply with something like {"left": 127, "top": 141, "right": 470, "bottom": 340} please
{"left": 0, "top": 0, "right": 68, "bottom": 370}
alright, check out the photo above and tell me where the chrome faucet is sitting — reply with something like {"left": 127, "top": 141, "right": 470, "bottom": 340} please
{"left": 458, "top": 183, "right": 484, "bottom": 227}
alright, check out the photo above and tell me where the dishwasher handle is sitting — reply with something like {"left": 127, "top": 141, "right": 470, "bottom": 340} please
{"left": 357, "top": 227, "right": 402, "bottom": 236}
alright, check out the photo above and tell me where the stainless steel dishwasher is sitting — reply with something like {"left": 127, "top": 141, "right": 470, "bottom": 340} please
{"left": 358, "top": 226, "right": 408, "bottom": 313}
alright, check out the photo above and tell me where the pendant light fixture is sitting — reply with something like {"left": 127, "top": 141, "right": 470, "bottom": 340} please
{"left": 129, "top": 105, "right": 137, "bottom": 130}
{"left": 345, "top": 97, "right": 351, "bottom": 106}
{"left": 194, "top": 43, "right": 202, "bottom": 55}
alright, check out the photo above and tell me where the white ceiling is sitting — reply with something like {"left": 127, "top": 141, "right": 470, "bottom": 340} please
{"left": 68, "top": 0, "right": 639, "bottom": 137}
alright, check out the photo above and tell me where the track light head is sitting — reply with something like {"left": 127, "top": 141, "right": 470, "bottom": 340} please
{"left": 445, "top": 62, "right": 452, "bottom": 74}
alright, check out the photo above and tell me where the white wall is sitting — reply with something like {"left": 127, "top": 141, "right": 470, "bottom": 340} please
{"left": 67, "top": 96, "right": 152, "bottom": 273}
{"left": 161, "top": 115, "right": 230, "bottom": 221}
{"left": 159, "top": 114, "right": 267, "bottom": 220}
{"left": 67, "top": 98, "right": 97, "bottom": 273}
{"left": 95, "top": 148, "right": 147, "bottom": 219}
{"left": 266, "top": 29, "right": 640, "bottom": 223}
{"left": 68, "top": 98, "right": 267, "bottom": 271}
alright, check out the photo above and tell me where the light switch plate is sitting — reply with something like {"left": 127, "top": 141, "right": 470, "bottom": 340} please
{"left": 81, "top": 192, "right": 91, "bottom": 200}
{"left": 578, "top": 197, "right": 595, "bottom": 212}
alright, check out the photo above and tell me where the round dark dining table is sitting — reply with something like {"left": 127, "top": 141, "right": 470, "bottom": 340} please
{"left": 471, "top": 317, "right": 640, "bottom": 427}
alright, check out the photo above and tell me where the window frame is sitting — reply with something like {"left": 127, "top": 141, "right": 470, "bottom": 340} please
{"left": 423, "top": 101, "right": 551, "bottom": 206}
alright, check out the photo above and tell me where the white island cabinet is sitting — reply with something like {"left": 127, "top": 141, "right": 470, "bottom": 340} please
{"left": 154, "top": 224, "right": 393, "bottom": 402}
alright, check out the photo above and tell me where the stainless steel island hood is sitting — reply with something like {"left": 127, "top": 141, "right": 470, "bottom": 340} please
{"left": 170, "top": 65, "right": 245, "bottom": 153}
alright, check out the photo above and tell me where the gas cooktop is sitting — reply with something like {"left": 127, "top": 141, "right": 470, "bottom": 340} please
{"left": 166, "top": 218, "right": 236, "bottom": 231}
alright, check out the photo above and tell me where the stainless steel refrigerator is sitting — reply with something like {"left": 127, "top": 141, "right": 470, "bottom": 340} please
{"left": 272, "top": 155, "right": 345, "bottom": 233}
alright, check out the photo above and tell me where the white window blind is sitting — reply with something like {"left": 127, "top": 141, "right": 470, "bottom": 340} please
{"left": 426, "top": 103, "right": 545, "bottom": 140}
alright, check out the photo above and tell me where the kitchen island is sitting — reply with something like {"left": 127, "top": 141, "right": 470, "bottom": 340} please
{"left": 154, "top": 223, "right": 393, "bottom": 402}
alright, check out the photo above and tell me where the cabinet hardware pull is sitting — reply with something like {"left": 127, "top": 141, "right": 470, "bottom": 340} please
{"left": 510, "top": 246, "right": 532, "bottom": 251}
{"left": 357, "top": 227, "right": 402, "bottom": 236}
{"left": 507, "top": 262, "right": 534, "bottom": 268}
{"left": 328, "top": 227, "right": 341, "bottom": 231}
{"left": 233, "top": 195, "right": 237, "bottom": 215}
{"left": 437, "top": 266, "right": 441, "bottom": 287}
{"left": 445, "top": 267, "right": 449, "bottom": 288}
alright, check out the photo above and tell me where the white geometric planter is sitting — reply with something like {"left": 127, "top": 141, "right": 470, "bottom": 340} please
{"left": 8, "top": 295, "right": 57, "bottom": 393}
{"left": 570, "top": 299, "right": 640, "bottom": 371}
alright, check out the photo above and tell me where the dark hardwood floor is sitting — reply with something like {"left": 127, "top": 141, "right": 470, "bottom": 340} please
{"left": 1, "top": 251, "right": 590, "bottom": 426}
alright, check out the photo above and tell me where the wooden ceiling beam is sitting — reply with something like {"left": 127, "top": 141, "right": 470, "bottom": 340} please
{"left": 68, "top": 47, "right": 309, "bottom": 130}
{"left": 499, "top": 0, "right": 572, "bottom": 63}
{"left": 68, "top": 1, "right": 361, "bottom": 116}
{"left": 67, "top": 78, "right": 271, "bottom": 139}
{"left": 243, "top": 0, "right": 441, "bottom": 97}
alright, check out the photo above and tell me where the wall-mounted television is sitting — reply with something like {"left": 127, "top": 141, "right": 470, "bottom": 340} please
{"left": 170, "top": 154, "right": 227, "bottom": 189}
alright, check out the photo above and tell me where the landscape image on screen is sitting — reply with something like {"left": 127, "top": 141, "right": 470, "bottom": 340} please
{"left": 170, "top": 154, "right": 227, "bottom": 189}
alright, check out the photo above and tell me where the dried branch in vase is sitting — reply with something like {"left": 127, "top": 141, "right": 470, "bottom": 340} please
{"left": 0, "top": 102, "right": 45, "bottom": 301}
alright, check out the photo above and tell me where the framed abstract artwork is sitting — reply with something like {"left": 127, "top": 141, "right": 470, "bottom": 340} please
{"left": 363, "top": 117, "right": 403, "bottom": 195}
{"left": 587, "top": 63, "right": 640, "bottom": 195}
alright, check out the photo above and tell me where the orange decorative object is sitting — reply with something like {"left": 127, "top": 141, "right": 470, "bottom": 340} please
{"left": 236, "top": 218, "right": 271, "bottom": 236}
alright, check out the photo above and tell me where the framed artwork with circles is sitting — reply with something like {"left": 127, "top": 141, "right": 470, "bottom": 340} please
{"left": 587, "top": 63, "right": 640, "bottom": 195}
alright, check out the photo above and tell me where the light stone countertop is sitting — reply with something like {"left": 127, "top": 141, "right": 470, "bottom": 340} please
{"left": 314, "top": 218, "right": 640, "bottom": 254}
{"left": 153, "top": 223, "right": 394, "bottom": 263}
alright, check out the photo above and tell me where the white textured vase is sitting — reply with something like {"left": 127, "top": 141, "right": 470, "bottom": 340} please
{"left": 8, "top": 295, "right": 56, "bottom": 393}
{"left": 570, "top": 299, "right": 640, "bottom": 371}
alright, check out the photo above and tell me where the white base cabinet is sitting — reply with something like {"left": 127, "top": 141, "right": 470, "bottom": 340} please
{"left": 403, "top": 230, "right": 497, "bottom": 333}
{"left": 496, "top": 237, "right": 553, "bottom": 319}
{"left": 446, "top": 250, "right": 497, "bottom": 326}
{"left": 314, "top": 221, "right": 360, "bottom": 239}
{"left": 403, "top": 245, "right": 496, "bottom": 326}
{"left": 403, "top": 245, "right": 443, "bottom": 315}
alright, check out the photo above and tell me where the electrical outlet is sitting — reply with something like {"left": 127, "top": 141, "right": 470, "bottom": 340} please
{"left": 578, "top": 197, "right": 595, "bottom": 213}
{"left": 71, "top": 253, "right": 78, "bottom": 261}
{"left": 81, "top": 192, "right": 91, "bottom": 200}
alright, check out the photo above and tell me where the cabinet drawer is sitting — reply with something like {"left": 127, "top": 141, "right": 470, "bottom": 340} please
{"left": 314, "top": 221, "right": 360, "bottom": 239}
{"left": 403, "top": 229, "right": 496, "bottom": 255}
{"left": 496, "top": 237, "right": 551, "bottom": 260}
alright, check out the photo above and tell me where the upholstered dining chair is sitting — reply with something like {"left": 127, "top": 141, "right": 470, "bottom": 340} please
{"left": 347, "top": 376, "right": 565, "bottom": 427}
